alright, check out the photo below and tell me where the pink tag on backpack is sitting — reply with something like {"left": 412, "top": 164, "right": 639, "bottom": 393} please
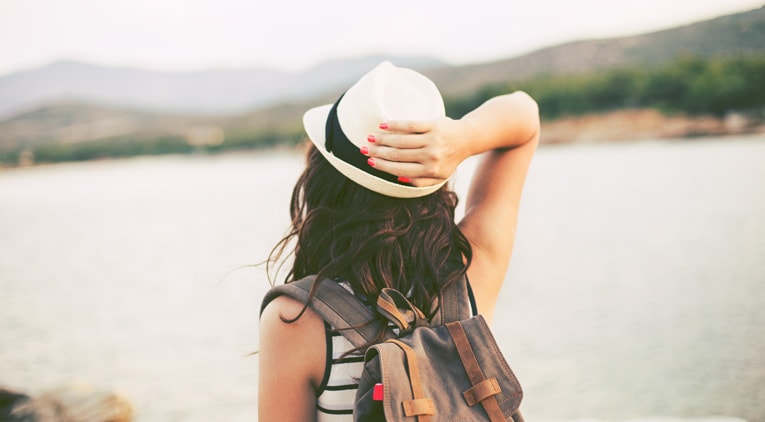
{"left": 373, "top": 383, "right": 384, "bottom": 401}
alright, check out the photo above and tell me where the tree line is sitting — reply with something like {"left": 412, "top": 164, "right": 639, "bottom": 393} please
{"left": 446, "top": 55, "right": 765, "bottom": 119}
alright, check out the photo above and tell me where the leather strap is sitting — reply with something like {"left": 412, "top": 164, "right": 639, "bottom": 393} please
{"left": 446, "top": 321, "right": 505, "bottom": 422}
{"left": 376, "top": 288, "right": 428, "bottom": 332}
{"left": 402, "top": 399, "right": 435, "bottom": 419}
{"left": 389, "top": 339, "right": 434, "bottom": 422}
{"left": 463, "top": 378, "right": 501, "bottom": 407}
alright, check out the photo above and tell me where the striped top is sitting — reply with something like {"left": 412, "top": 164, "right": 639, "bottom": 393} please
{"left": 314, "top": 281, "right": 477, "bottom": 421}
{"left": 315, "top": 326, "right": 364, "bottom": 420}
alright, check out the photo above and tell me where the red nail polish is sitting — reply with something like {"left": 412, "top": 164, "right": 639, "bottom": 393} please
{"left": 397, "top": 176, "right": 411, "bottom": 183}
{"left": 360, "top": 146, "right": 369, "bottom": 155}
{"left": 367, "top": 157, "right": 375, "bottom": 167}
{"left": 379, "top": 122, "right": 389, "bottom": 130}
{"left": 367, "top": 135, "right": 376, "bottom": 143}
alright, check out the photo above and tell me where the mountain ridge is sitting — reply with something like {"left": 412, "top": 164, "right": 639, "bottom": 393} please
{"left": 1, "top": 7, "right": 763, "bottom": 119}
{"left": 0, "top": 55, "right": 446, "bottom": 118}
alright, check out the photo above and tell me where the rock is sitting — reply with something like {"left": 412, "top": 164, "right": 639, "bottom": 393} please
{"left": 1, "top": 388, "right": 33, "bottom": 421}
{"left": 1, "top": 384, "right": 132, "bottom": 422}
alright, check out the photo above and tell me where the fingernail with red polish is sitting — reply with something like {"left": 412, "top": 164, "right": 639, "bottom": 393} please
{"left": 397, "top": 176, "right": 411, "bottom": 183}
{"left": 367, "top": 157, "right": 375, "bottom": 167}
{"left": 379, "top": 122, "right": 389, "bottom": 130}
{"left": 360, "top": 146, "right": 369, "bottom": 155}
{"left": 367, "top": 135, "right": 376, "bottom": 143}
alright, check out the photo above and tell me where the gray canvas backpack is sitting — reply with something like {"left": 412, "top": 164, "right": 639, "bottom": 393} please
{"left": 261, "top": 275, "right": 524, "bottom": 421}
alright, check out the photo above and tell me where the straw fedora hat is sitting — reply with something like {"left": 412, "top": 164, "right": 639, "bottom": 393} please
{"left": 303, "top": 61, "right": 449, "bottom": 198}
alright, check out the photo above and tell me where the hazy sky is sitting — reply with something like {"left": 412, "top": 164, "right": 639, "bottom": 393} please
{"left": 0, "top": 0, "right": 762, "bottom": 76}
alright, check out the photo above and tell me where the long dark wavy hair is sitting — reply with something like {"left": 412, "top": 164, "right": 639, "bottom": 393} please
{"left": 268, "top": 143, "right": 472, "bottom": 338}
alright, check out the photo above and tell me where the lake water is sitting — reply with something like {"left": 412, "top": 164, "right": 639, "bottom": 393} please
{"left": 1, "top": 136, "right": 763, "bottom": 421}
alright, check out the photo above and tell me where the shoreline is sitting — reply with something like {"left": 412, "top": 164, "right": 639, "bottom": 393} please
{"left": 2, "top": 108, "right": 763, "bottom": 170}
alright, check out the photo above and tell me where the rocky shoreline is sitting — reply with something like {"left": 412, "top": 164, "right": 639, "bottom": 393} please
{"left": 540, "top": 108, "right": 765, "bottom": 144}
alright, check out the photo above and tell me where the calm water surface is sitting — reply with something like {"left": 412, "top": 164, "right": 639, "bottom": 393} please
{"left": 1, "top": 136, "right": 763, "bottom": 421}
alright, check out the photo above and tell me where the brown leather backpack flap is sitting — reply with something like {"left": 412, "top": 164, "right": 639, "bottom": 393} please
{"left": 355, "top": 315, "right": 522, "bottom": 421}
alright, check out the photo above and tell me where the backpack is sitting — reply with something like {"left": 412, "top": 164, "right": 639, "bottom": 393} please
{"left": 260, "top": 275, "right": 524, "bottom": 421}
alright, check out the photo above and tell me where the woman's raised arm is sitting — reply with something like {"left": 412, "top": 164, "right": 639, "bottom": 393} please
{"left": 366, "top": 91, "right": 540, "bottom": 321}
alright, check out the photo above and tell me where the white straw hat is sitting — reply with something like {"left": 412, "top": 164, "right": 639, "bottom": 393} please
{"left": 303, "top": 61, "right": 449, "bottom": 198}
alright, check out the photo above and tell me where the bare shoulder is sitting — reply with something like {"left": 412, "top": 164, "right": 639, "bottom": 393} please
{"left": 260, "top": 295, "right": 326, "bottom": 358}
{"left": 261, "top": 295, "right": 323, "bottom": 329}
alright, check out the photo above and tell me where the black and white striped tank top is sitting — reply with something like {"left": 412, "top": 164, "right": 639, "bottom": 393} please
{"left": 314, "top": 281, "right": 477, "bottom": 420}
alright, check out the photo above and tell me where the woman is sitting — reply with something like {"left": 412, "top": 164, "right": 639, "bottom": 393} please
{"left": 259, "top": 61, "right": 539, "bottom": 421}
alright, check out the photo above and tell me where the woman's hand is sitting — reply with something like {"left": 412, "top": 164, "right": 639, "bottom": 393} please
{"left": 362, "top": 117, "right": 475, "bottom": 187}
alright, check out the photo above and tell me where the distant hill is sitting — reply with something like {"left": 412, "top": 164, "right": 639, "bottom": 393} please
{"left": 426, "top": 6, "right": 765, "bottom": 96}
{"left": 0, "top": 55, "right": 446, "bottom": 118}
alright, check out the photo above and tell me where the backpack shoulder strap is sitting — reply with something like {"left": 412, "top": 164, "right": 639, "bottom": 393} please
{"left": 260, "top": 275, "right": 385, "bottom": 350}
{"left": 432, "top": 274, "right": 472, "bottom": 325}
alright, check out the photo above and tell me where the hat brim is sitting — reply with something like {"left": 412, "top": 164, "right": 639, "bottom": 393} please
{"left": 303, "top": 105, "right": 447, "bottom": 199}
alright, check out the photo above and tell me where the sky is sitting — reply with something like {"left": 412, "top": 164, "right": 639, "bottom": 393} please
{"left": 0, "top": 0, "right": 762, "bottom": 77}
